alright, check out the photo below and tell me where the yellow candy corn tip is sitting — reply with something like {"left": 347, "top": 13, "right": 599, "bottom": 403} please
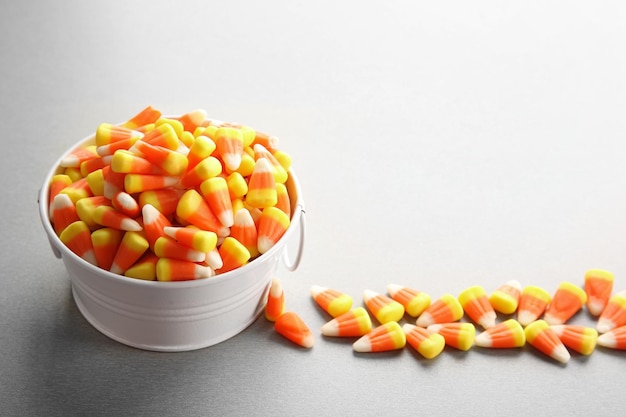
{"left": 402, "top": 324, "right": 446, "bottom": 359}
{"left": 428, "top": 323, "right": 476, "bottom": 351}
{"left": 405, "top": 293, "right": 431, "bottom": 318}
{"left": 551, "top": 325, "right": 598, "bottom": 356}
{"left": 558, "top": 281, "right": 588, "bottom": 304}
{"left": 363, "top": 289, "right": 405, "bottom": 323}
{"left": 584, "top": 269, "right": 614, "bottom": 282}
{"left": 327, "top": 295, "right": 353, "bottom": 317}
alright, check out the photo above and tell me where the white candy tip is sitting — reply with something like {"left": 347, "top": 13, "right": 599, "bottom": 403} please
{"left": 321, "top": 320, "right": 339, "bottom": 337}
{"left": 551, "top": 344, "right": 571, "bottom": 364}
{"left": 352, "top": 337, "right": 372, "bottom": 353}
{"left": 416, "top": 312, "right": 434, "bottom": 328}
{"left": 597, "top": 332, "right": 617, "bottom": 348}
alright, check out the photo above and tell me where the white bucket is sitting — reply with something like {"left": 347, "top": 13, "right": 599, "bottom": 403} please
{"left": 38, "top": 132, "right": 305, "bottom": 352}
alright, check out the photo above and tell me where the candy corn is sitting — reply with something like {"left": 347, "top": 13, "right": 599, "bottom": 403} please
{"left": 321, "top": 307, "right": 372, "bottom": 337}
{"left": 156, "top": 258, "right": 214, "bottom": 281}
{"left": 141, "top": 203, "right": 172, "bottom": 250}
{"left": 75, "top": 195, "right": 111, "bottom": 229}
{"left": 386, "top": 284, "right": 431, "bottom": 318}
{"left": 596, "top": 291, "right": 626, "bottom": 333}
{"left": 92, "top": 205, "right": 142, "bottom": 232}
{"left": 257, "top": 206, "right": 290, "bottom": 254}
{"left": 124, "top": 173, "right": 179, "bottom": 194}
{"left": 95, "top": 123, "right": 144, "bottom": 146}
{"left": 138, "top": 188, "right": 181, "bottom": 216}
{"left": 109, "top": 231, "right": 149, "bottom": 275}
{"left": 489, "top": 280, "right": 522, "bottom": 315}
{"left": 186, "top": 135, "right": 216, "bottom": 170}
{"left": 215, "top": 126, "right": 244, "bottom": 171}
{"left": 122, "top": 105, "right": 161, "bottom": 130}
{"left": 90, "top": 228, "right": 124, "bottom": 271}
{"left": 544, "top": 282, "right": 587, "bottom": 325}
{"left": 427, "top": 322, "right": 475, "bottom": 351}
{"left": 111, "top": 191, "right": 141, "bottom": 218}
{"left": 550, "top": 325, "right": 598, "bottom": 356}
{"left": 124, "top": 253, "right": 158, "bottom": 281}
{"left": 584, "top": 269, "right": 615, "bottom": 316}
{"left": 153, "top": 236, "right": 205, "bottom": 263}
{"left": 362, "top": 289, "right": 405, "bottom": 324}
{"left": 51, "top": 193, "right": 79, "bottom": 235}
{"left": 274, "top": 311, "right": 314, "bottom": 348}
{"left": 274, "top": 183, "right": 291, "bottom": 216}
{"left": 230, "top": 209, "right": 259, "bottom": 259}
{"left": 180, "top": 156, "right": 222, "bottom": 188}
{"left": 474, "top": 319, "right": 526, "bottom": 348}
{"left": 402, "top": 324, "right": 446, "bottom": 359}
{"left": 416, "top": 294, "right": 464, "bottom": 327}
{"left": 246, "top": 157, "right": 278, "bottom": 209}
{"left": 252, "top": 144, "right": 288, "bottom": 184}
{"left": 353, "top": 321, "right": 406, "bottom": 353}
{"left": 111, "top": 150, "right": 162, "bottom": 175}
{"left": 458, "top": 285, "right": 497, "bottom": 329}
{"left": 200, "top": 176, "right": 234, "bottom": 227}
{"left": 60, "top": 177, "right": 93, "bottom": 203}
{"left": 217, "top": 237, "right": 250, "bottom": 274}
{"left": 131, "top": 140, "right": 188, "bottom": 176}
{"left": 176, "top": 189, "right": 228, "bottom": 236}
{"left": 59, "top": 221, "right": 97, "bottom": 265}
{"left": 524, "top": 320, "right": 570, "bottom": 364}
{"left": 597, "top": 326, "right": 626, "bottom": 350}
{"left": 517, "top": 285, "right": 552, "bottom": 326}
{"left": 265, "top": 277, "right": 285, "bottom": 322}
{"left": 61, "top": 145, "right": 99, "bottom": 168}
{"left": 310, "top": 285, "right": 353, "bottom": 318}
{"left": 163, "top": 226, "right": 217, "bottom": 253}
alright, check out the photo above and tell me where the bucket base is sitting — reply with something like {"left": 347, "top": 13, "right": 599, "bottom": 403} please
{"left": 71, "top": 283, "right": 267, "bottom": 352}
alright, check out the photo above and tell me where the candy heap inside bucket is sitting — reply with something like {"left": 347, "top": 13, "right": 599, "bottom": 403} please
{"left": 46, "top": 106, "right": 295, "bottom": 281}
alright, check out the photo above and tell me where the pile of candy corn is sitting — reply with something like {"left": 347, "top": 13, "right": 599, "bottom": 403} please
{"left": 268, "top": 269, "right": 626, "bottom": 363}
{"left": 47, "top": 106, "right": 293, "bottom": 281}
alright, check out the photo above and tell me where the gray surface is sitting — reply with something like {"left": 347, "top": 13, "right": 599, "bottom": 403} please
{"left": 2, "top": 1, "right": 626, "bottom": 416}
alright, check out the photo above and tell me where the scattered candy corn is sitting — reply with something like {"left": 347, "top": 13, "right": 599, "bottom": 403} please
{"left": 265, "top": 277, "right": 285, "bottom": 322}
{"left": 544, "top": 282, "right": 587, "bottom": 325}
{"left": 321, "top": 307, "right": 372, "bottom": 337}
{"left": 310, "top": 286, "right": 353, "bottom": 318}
{"left": 402, "top": 324, "right": 446, "bottom": 359}
{"left": 386, "top": 284, "right": 431, "bottom": 318}
{"left": 517, "top": 285, "right": 552, "bottom": 326}
{"left": 474, "top": 319, "right": 526, "bottom": 348}
{"left": 489, "top": 280, "right": 522, "bottom": 315}
{"left": 596, "top": 291, "right": 626, "bottom": 333}
{"left": 362, "top": 289, "right": 405, "bottom": 324}
{"left": 597, "top": 326, "right": 626, "bottom": 350}
{"left": 458, "top": 285, "right": 497, "bottom": 329}
{"left": 524, "top": 320, "right": 570, "bottom": 364}
{"left": 416, "top": 294, "right": 463, "bottom": 327}
{"left": 353, "top": 321, "right": 406, "bottom": 353}
{"left": 427, "top": 322, "right": 476, "bottom": 351}
{"left": 274, "top": 311, "right": 314, "bottom": 348}
{"left": 550, "top": 325, "right": 598, "bottom": 356}
{"left": 584, "top": 269, "right": 614, "bottom": 316}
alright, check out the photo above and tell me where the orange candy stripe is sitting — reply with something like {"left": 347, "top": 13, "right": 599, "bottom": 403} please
{"left": 274, "top": 311, "right": 314, "bottom": 348}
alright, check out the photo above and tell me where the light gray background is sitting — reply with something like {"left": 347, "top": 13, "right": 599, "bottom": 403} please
{"left": 2, "top": 1, "right": 625, "bottom": 416}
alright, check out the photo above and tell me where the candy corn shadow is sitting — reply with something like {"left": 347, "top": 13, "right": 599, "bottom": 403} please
{"left": 38, "top": 121, "right": 306, "bottom": 352}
